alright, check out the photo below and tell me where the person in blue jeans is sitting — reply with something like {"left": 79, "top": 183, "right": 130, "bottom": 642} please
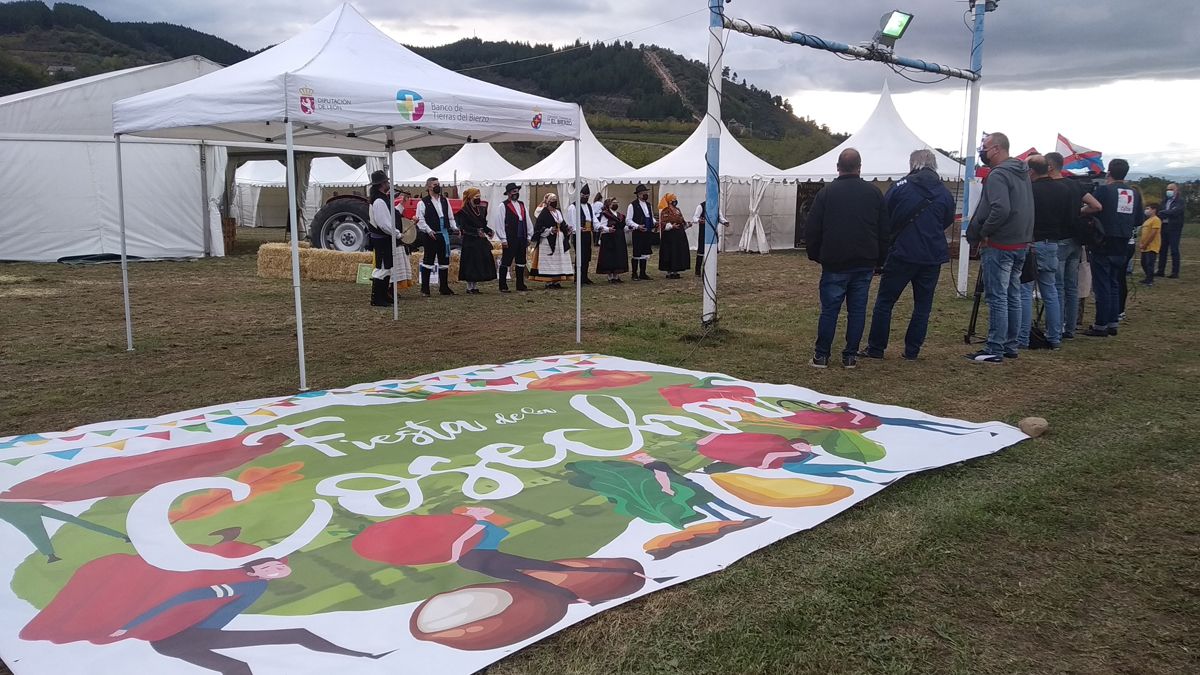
{"left": 863, "top": 149, "right": 956, "bottom": 360}
{"left": 965, "top": 133, "right": 1035, "bottom": 363}
{"left": 1085, "top": 159, "right": 1143, "bottom": 337}
{"left": 1045, "top": 152, "right": 1102, "bottom": 338}
{"left": 1017, "top": 156, "right": 1073, "bottom": 349}
{"left": 805, "top": 148, "right": 889, "bottom": 369}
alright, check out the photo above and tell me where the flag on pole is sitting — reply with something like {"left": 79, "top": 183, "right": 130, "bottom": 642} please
{"left": 1056, "top": 135, "right": 1104, "bottom": 175}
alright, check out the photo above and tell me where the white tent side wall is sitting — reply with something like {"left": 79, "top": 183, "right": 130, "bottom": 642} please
{"left": 0, "top": 138, "right": 221, "bottom": 261}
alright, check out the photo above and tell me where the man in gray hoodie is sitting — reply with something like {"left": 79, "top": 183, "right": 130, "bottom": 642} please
{"left": 965, "top": 132, "right": 1035, "bottom": 363}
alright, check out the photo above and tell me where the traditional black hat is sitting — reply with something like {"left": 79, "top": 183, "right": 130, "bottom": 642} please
{"left": 369, "top": 170, "right": 389, "bottom": 186}
{"left": 634, "top": 183, "right": 649, "bottom": 193}
{"left": 581, "top": 184, "right": 591, "bottom": 195}
{"left": 504, "top": 182, "right": 520, "bottom": 194}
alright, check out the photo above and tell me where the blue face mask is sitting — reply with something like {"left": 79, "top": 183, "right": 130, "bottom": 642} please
{"left": 1166, "top": 190, "right": 1175, "bottom": 198}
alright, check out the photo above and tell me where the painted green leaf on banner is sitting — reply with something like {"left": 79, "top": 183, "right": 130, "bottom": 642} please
{"left": 566, "top": 460, "right": 702, "bottom": 530}
{"left": 825, "top": 431, "right": 886, "bottom": 463}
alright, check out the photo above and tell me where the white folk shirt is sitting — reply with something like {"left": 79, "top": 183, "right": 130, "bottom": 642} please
{"left": 566, "top": 201, "right": 595, "bottom": 232}
{"left": 370, "top": 197, "right": 401, "bottom": 237}
{"left": 627, "top": 199, "right": 655, "bottom": 231}
{"left": 415, "top": 196, "right": 458, "bottom": 236}
{"left": 494, "top": 200, "right": 530, "bottom": 245}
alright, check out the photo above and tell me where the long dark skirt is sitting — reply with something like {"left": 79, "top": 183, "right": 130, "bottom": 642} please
{"left": 458, "top": 235, "right": 497, "bottom": 282}
{"left": 596, "top": 231, "right": 629, "bottom": 273}
{"left": 631, "top": 228, "right": 654, "bottom": 258}
{"left": 658, "top": 228, "right": 692, "bottom": 273}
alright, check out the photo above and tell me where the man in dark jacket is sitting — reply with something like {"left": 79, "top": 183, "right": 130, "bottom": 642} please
{"left": 965, "top": 132, "right": 1034, "bottom": 363}
{"left": 806, "top": 148, "right": 888, "bottom": 369}
{"left": 1156, "top": 182, "right": 1185, "bottom": 278}
{"left": 861, "top": 149, "right": 955, "bottom": 360}
{"left": 1084, "top": 158, "right": 1143, "bottom": 337}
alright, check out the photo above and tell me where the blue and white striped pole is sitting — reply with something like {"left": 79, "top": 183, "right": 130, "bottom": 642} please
{"left": 956, "top": 1, "right": 989, "bottom": 295}
{"left": 702, "top": 0, "right": 725, "bottom": 327}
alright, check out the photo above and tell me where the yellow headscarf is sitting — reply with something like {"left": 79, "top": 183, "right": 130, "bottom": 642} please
{"left": 462, "top": 187, "right": 480, "bottom": 202}
{"left": 658, "top": 192, "right": 678, "bottom": 211}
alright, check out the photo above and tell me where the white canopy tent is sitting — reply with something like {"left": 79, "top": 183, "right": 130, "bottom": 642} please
{"left": 776, "top": 84, "right": 962, "bottom": 182}
{"left": 611, "top": 121, "right": 792, "bottom": 254}
{"left": 405, "top": 143, "right": 520, "bottom": 185}
{"left": 0, "top": 57, "right": 226, "bottom": 262}
{"left": 233, "top": 160, "right": 287, "bottom": 228}
{"left": 113, "top": 3, "right": 582, "bottom": 389}
{"left": 506, "top": 116, "right": 634, "bottom": 198}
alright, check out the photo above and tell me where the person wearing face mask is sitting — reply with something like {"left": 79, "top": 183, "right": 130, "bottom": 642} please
{"left": 1156, "top": 183, "right": 1184, "bottom": 278}
{"left": 656, "top": 192, "right": 690, "bottom": 278}
{"left": 529, "top": 193, "right": 574, "bottom": 288}
{"left": 627, "top": 183, "right": 656, "bottom": 280}
{"left": 693, "top": 199, "right": 730, "bottom": 277}
{"left": 454, "top": 188, "right": 496, "bottom": 294}
{"left": 566, "top": 185, "right": 595, "bottom": 285}
{"left": 415, "top": 176, "right": 459, "bottom": 296}
{"left": 496, "top": 183, "right": 530, "bottom": 293}
{"left": 595, "top": 197, "right": 629, "bottom": 283}
{"left": 1138, "top": 203, "right": 1162, "bottom": 286}
{"left": 366, "top": 170, "right": 413, "bottom": 307}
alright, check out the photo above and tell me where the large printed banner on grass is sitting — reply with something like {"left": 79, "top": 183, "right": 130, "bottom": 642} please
{"left": 0, "top": 355, "right": 1026, "bottom": 674}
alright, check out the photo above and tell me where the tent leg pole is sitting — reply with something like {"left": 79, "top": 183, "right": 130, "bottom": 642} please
{"left": 285, "top": 121, "right": 309, "bottom": 391}
{"left": 115, "top": 134, "right": 134, "bottom": 351}
{"left": 702, "top": 0, "right": 724, "bottom": 328}
{"left": 386, "top": 132, "right": 399, "bottom": 321}
{"left": 199, "top": 142, "right": 212, "bottom": 256}
{"left": 574, "top": 136, "right": 582, "bottom": 344}
{"left": 957, "top": 1, "right": 988, "bottom": 296}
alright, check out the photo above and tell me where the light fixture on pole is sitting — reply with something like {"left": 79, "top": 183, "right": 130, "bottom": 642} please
{"left": 873, "top": 10, "right": 914, "bottom": 51}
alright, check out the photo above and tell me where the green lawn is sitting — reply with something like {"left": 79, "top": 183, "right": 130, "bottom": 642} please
{"left": 1, "top": 227, "right": 1197, "bottom": 674}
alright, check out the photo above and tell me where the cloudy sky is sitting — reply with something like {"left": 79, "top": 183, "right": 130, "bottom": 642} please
{"left": 86, "top": 0, "right": 1200, "bottom": 176}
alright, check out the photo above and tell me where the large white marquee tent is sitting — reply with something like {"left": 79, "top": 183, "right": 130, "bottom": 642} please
{"left": 506, "top": 117, "right": 635, "bottom": 198}
{"left": 0, "top": 57, "right": 226, "bottom": 262}
{"left": 112, "top": 3, "right": 582, "bottom": 389}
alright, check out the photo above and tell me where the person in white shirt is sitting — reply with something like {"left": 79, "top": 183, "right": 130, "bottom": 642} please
{"left": 627, "top": 183, "right": 656, "bottom": 280}
{"left": 566, "top": 185, "right": 596, "bottom": 285}
{"left": 415, "top": 176, "right": 459, "bottom": 296}
{"left": 366, "top": 170, "right": 413, "bottom": 306}
{"left": 693, "top": 200, "right": 730, "bottom": 277}
{"left": 495, "top": 183, "right": 531, "bottom": 293}
{"left": 528, "top": 193, "right": 574, "bottom": 288}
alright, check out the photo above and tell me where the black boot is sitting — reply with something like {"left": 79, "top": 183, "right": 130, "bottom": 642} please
{"left": 695, "top": 255, "right": 703, "bottom": 276}
{"left": 498, "top": 266, "right": 510, "bottom": 293}
{"left": 638, "top": 259, "right": 652, "bottom": 280}
{"left": 582, "top": 274, "right": 593, "bottom": 285}
{"left": 631, "top": 257, "right": 640, "bottom": 280}
{"left": 516, "top": 266, "right": 529, "bottom": 291}
{"left": 438, "top": 269, "right": 455, "bottom": 295}
{"left": 370, "top": 278, "right": 392, "bottom": 307}
{"left": 420, "top": 267, "right": 431, "bottom": 296}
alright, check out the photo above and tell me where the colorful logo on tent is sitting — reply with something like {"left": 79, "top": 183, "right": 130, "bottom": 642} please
{"left": 531, "top": 112, "right": 543, "bottom": 130}
{"left": 299, "top": 87, "right": 315, "bottom": 115}
{"left": 396, "top": 90, "right": 425, "bottom": 121}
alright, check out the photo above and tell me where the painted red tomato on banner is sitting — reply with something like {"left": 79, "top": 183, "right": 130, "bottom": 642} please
{"left": 353, "top": 514, "right": 485, "bottom": 566}
{"left": 697, "top": 432, "right": 807, "bottom": 469}
{"left": 527, "top": 370, "right": 650, "bottom": 392}
{"left": 658, "top": 381, "right": 758, "bottom": 408}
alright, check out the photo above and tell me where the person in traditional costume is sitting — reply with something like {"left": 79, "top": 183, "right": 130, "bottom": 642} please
{"left": 529, "top": 193, "right": 574, "bottom": 288}
{"left": 627, "top": 183, "right": 656, "bottom": 280}
{"left": 454, "top": 188, "right": 497, "bottom": 294}
{"left": 595, "top": 197, "right": 629, "bottom": 283}
{"left": 415, "top": 176, "right": 459, "bottom": 296}
{"left": 496, "top": 183, "right": 531, "bottom": 293}
{"left": 566, "top": 184, "right": 596, "bottom": 285}
{"left": 657, "top": 192, "right": 691, "bottom": 278}
{"left": 693, "top": 200, "right": 730, "bottom": 276}
{"left": 366, "top": 170, "right": 413, "bottom": 306}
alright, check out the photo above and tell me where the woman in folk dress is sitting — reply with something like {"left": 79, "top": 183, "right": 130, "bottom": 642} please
{"left": 454, "top": 187, "right": 497, "bottom": 294}
{"left": 528, "top": 193, "right": 574, "bottom": 289}
{"left": 595, "top": 197, "right": 629, "bottom": 283}
{"left": 657, "top": 192, "right": 691, "bottom": 278}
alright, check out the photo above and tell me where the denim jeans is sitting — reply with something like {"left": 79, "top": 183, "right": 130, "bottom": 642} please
{"left": 866, "top": 258, "right": 941, "bottom": 358}
{"left": 1141, "top": 252, "right": 1157, "bottom": 283}
{"left": 1056, "top": 239, "right": 1081, "bottom": 337}
{"left": 1018, "top": 241, "right": 1063, "bottom": 346}
{"left": 1156, "top": 224, "right": 1183, "bottom": 276}
{"left": 980, "top": 246, "right": 1027, "bottom": 355}
{"left": 1090, "top": 250, "right": 1125, "bottom": 329}
{"left": 815, "top": 268, "right": 874, "bottom": 359}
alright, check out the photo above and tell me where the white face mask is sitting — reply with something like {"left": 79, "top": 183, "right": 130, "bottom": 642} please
{"left": 1144, "top": 210, "right": 1153, "bottom": 217}
{"left": 1166, "top": 190, "right": 1176, "bottom": 198}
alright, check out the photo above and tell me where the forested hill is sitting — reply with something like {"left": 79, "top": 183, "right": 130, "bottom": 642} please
{"left": 0, "top": 1, "right": 251, "bottom": 93}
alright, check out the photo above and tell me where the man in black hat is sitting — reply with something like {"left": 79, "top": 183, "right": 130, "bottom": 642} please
{"left": 415, "top": 176, "right": 459, "bottom": 296}
{"left": 627, "top": 183, "right": 656, "bottom": 280}
{"left": 366, "top": 170, "right": 412, "bottom": 306}
{"left": 496, "top": 182, "right": 531, "bottom": 293}
{"left": 567, "top": 184, "right": 595, "bottom": 285}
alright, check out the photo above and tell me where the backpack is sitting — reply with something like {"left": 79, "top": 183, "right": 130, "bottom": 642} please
{"left": 1072, "top": 215, "right": 1105, "bottom": 248}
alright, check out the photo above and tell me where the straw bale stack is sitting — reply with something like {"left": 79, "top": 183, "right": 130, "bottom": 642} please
{"left": 257, "top": 243, "right": 497, "bottom": 283}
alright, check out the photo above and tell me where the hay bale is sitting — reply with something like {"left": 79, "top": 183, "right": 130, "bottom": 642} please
{"left": 256, "top": 243, "right": 372, "bottom": 282}
{"left": 408, "top": 250, "right": 463, "bottom": 281}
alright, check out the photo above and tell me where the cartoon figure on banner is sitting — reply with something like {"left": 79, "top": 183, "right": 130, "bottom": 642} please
{"left": 696, "top": 433, "right": 906, "bottom": 485}
{"left": 21, "top": 530, "right": 388, "bottom": 673}
{"left": 779, "top": 400, "right": 999, "bottom": 436}
{"left": 0, "top": 498, "right": 129, "bottom": 563}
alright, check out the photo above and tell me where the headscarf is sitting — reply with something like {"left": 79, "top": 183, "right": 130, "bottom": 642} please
{"left": 542, "top": 193, "right": 559, "bottom": 209}
{"left": 658, "top": 192, "right": 678, "bottom": 211}
{"left": 462, "top": 187, "right": 481, "bottom": 202}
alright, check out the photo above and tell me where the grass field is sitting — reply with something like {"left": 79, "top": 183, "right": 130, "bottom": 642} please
{"left": 1, "top": 227, "right": 1198, "bottom": 674}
